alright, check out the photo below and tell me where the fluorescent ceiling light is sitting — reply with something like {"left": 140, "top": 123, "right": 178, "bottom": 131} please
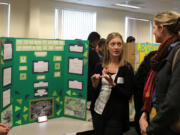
{"left": 0, "top": 2, "right": 9, "bottom": 5}
{"left": 115, "top": 3, "right": 140, "bottom": 9}
{"left": 127, "top": 17, "right": 150, "bottom": 22}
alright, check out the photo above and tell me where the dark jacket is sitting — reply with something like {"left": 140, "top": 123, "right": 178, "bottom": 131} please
{"left": 90, "top": 62, "right": 134, "bottom": 132}
{"left": 88, "top": 47, "right": 100, "bottom": 79}
{"left": 134, "top": 51, "right": 157, "bottom": 135}
{"left": 134, "top": 51, "right": 157, "bottom": 119}
{"left": 87, "top": 47, "right": 100, "bottom": 100}
{"left": 147, "top": 41, "right": 180, "bottom": 135}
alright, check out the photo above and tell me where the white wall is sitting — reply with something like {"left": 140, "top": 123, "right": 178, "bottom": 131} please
{"left": 0, "top": 4, "right": 9, "bottom": 36}
{"left": 1, "top": 0, "right": 29, "bottom": 37}
{"left": 1, "top": 0, "right": 153, "bottom": 40}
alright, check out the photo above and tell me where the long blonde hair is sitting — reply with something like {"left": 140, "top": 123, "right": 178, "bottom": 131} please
{"left": 154, "top": 11, "right": 180, "bottom": 34}
{"left": 102, "top": 32, "right": 126, "bottom": 67}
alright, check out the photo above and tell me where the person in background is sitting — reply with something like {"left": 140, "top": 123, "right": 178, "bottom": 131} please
{"left": 139, "top": 10, "right": 180, "bottom": 135}
{"left": 126, "top": 36, "right": 135, "bottom": 43}
{"left": 87, "top": 32, "right": 101, "bottom": 101}
{"left": 76, "top": 32, "right": 100, "bottom": 135}
{"left": 90, "top": 32, "right": 134, "bottom": 135}
{"left": 96, "top": 38, "right": 106, "bottom": 62}
{"left": 134, "top": 50, "right": 157, "bottom": 135}
{"left": 0, "top": 123, "right": 9, "bottom": 135}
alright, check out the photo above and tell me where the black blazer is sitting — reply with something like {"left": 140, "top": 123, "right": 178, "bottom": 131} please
{"left": 90, "top": 62, "right": 134, "bottom": 131}
{"left": 88, "top": 47, "right": 100, "bottom": 87}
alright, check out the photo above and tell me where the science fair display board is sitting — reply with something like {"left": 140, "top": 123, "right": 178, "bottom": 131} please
{"left": 135, "top": 42, "right": 160, "bottom": 70}
{"left": 0, "top": 37, "right": 89, "bottom": 127}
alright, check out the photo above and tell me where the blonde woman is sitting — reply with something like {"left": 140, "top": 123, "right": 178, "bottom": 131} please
{"left": 90, "top": 32, "right": 134, "bottom": 135}
{"left": 139, "top": 11, "right": 180, "bottom": 135}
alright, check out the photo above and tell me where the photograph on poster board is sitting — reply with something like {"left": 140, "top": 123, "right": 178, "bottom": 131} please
{"left": 20, "top": 73, "right": 27, "bottom": 80}
{"left": 64, "top": 96, "right": 85, "bottom": 118}
{"left": 53, "top": 56, "right": 62, "bottom": 61}
{"left": 3, "top": 43, "right": 12, "bottom": 61}
{"left": 1, "top": 105, "right": 12, "bottom": 127}
{"left": 54, "top": 72, "right": 61, "bottom": 78}
{"left": 68, "top": 80, "right": 83, "bottom": 90}
{"left": 3, "top": 67, "right": 12, "bottom": 87}
{"left": 54, "top": 63, "right": 60, "bottom": 70}
{"left": 30, "top": 98, "right": 53, "bottom": 120}
{"left": 3, "top": 89, "right": 11, "bottom": 108}
{"left": 68, "top": 57, "right": 83, "bottom": 75}
{"left": 20, "top": 56, "right": 27, "bottom": 63}
{"left": 69, "top": 44, "right": 84, "bottom": 53}
{"left": 33, "top": 61, "right": 49, "bottom": 73}
{"left": 34, "top": 88, "right": 48, "bottom": 97}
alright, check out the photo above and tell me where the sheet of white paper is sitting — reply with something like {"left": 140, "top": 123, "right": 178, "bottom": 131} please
{"left": 54, "top": 56, "right": 62, "bottom": 61}
{"left": 36, "top": 46, "right": 42, "bottom": 51}
{"left": 59, "top": 40, "right": 65, "bottom": 45}
{"left": 54, "top": 72, "right": 60, "bottom": 77}
{"left": 53, "top": 41, "right": 58, "bottom": 45}
{"left": 24, "top": 40, "right": 29, "bottom": 44}
{"left": 29, "top": 40, "right": 34, "bottom": 44}
{"left": 3, "top": 67, "right": 11, "bottom": 86}
{"left": 35, "top": 89, "right": 48, "bottom": 97}
{"left": 3, "top": 89, "right": 10, "bottom": 107}
{"left": 34, "top": 52, "right": 47, "bottom": 57}
{"left": 55, "top": 46, "right": 63, "bottom": 51}
{"left": 32, "top": 46, "right": 36, "bottom": 50}
{"left": 34, "top": 81, "right": 48, "bottom": 88}
{"left": 69, "top": 58, "right": 83, "bottom": 74}
{"left": 16, "top": 40, "right": 23, "bottom": 45}
{"left": 3, "top": 44, "right": 12, "bottom": 60}
{"left": 16, "top": 46, "right": 22, "bottom": 51}
{"left": 48, "top": 46, "right": 54, "bottom": 50}
{"left": 19, "top": 66, "right": 27, "bottom": 71}
{"left": 37, "top": 40, "right": 42, "bottom": 45}
{"left": 69, "top": 80, "right": 82, "bottom": 90}
{"left": 34, "top": 40, "right": 40, "bottom": 45}
{"left": 48, "top": 40, "right": 53, "bottom": 45}
{"left": 22, "top": 46, "right": 32, "bottom": 51}
{"left": 70, "top": 45, "right": 83, "bottom": 53}
{"left": 42, "top": 40, "right": 47, "bottom": 44}
{"left": 37, "top": 75, "right": 45, "bottom": 80}
{"left": 34, "top": 61, "right": 48, "bottom": 73}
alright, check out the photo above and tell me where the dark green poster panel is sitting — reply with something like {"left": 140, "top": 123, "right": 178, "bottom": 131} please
{"left": 0, "top": 38, "right": 13, "bottom": 128}
{"left": 63, "top": 40, "right": 89, "bottom": 120}
{"left": 0, "top": 37, "right": 89, "bottom": 128}
{"left": 12, "top": 38, "right": 65, "bottom": 126}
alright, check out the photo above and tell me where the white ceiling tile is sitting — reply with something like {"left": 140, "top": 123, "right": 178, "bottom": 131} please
{"left": 55, "top": 0, "right": 180, "bottom": 15}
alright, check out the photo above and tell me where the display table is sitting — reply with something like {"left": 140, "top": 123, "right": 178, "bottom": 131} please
{"left": 8, "top": 117, "right": 93, "bottom": 135}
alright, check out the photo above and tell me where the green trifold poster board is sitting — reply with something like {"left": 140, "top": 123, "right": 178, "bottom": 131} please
{"left": 0, "top": 37, "right": 89, "bottom": 128}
